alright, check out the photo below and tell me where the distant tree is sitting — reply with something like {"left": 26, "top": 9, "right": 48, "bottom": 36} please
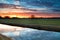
{"left": 4, "top": 16, "right": 10, "bottom": 18}
{"left": 31, "top": 15, "right": 35, "bottom": 18}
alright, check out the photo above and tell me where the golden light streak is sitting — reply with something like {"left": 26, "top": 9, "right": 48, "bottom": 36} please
{"left": 0, "top": 8, "right": 34, "bottom": 13}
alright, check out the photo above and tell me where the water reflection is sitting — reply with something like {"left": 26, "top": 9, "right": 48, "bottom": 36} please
{"left": 1, "top": 28, "right": 60, "bottom": 40}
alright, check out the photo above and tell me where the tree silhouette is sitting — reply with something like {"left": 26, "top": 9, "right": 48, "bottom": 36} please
{"left": 31, "top": 15, "right": 35, "bottom": 18}
{"left": 4, "top": 16, "right": 10, "bottom": 18}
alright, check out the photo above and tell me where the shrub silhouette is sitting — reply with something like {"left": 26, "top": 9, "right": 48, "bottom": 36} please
{"left": 0, "top": 16, "right": 3, "bottom": 18}
{"left": 12, "top": 17, "right": 19, "bottom": 19}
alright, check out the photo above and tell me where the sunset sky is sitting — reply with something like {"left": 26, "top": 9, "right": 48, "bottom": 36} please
{"left": 0, "top": 0, "right": 60, "bottom": 18}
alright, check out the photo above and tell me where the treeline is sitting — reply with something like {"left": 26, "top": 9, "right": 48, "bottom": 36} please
{"left": 0, "top": 16, "right": 60, "bottom": 19}
{"left": 0, "top": 16, "right": 19, "bottom": 19}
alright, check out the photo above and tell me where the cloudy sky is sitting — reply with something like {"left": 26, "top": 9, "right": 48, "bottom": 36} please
{"left": 0, "top": 0, "right": 60, "bottom": 12}
{"left": 0, "top": 0, "right": 60, "bottom": 18}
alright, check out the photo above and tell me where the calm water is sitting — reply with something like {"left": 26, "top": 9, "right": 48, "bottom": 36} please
{"left": 1, "top": 28, "right": 60, "bottom": 40}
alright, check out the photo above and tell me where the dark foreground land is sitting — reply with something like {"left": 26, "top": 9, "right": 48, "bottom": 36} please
{"left": 0, "top": 18, "right": 60, "bottom": 32}
{"left": 0, "top": 34, "right": 11, "bottom": 40}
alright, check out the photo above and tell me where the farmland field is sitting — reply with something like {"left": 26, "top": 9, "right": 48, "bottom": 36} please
{"left": 0, "top": 18, "right": 60, "bottom": 26}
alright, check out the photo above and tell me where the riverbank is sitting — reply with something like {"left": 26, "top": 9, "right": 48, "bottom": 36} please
{"left": 0, "top": 34, "right": 11, "bottom": 40}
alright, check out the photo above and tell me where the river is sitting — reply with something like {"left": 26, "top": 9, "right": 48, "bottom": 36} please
{"left": 0, "top": 24, "right": 60, "bottom": 40}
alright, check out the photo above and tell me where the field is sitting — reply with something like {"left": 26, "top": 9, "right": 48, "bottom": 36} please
{"left": 0, "top": 18, "right": 60, "bottom": 26}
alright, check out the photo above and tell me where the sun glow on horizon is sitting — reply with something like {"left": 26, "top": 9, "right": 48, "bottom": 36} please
{"left": 0, "top": 8, "right": 60, "bottom": 18}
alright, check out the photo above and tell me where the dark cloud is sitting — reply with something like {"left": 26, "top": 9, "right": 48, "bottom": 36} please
{"left": 15, "top": 0, "right": 20, "bottom": 1}
{"left": 27, "top": 1, "right": 54, "bottom": 7}
{"left": 51, "top": 9, "right": 60, "bottom": 12}
{"left": 20, "top": 0, "right": 60, "bottom": 8}
{"left": 20, "top": 0, "right": 60, "bottom": 12}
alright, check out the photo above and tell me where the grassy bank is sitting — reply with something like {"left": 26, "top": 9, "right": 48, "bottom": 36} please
{"left": 0, "top": 18, "right": 60, "bottom": 26}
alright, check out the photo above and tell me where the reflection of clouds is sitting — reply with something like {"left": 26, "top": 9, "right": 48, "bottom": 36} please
{"left": 1, "top": 31, "right": 20, "bottom": 37}
{"left": 1, "top": 27, "right": 60, "bottom": 40}
{"left": 0, "top": 24, "right": 60, "bottom": 40}
{"left": 0, "top": 24, "right": 24, "bottom": 32}
{"left": 1, "top": 28, "right": 38, "bottom": 37}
